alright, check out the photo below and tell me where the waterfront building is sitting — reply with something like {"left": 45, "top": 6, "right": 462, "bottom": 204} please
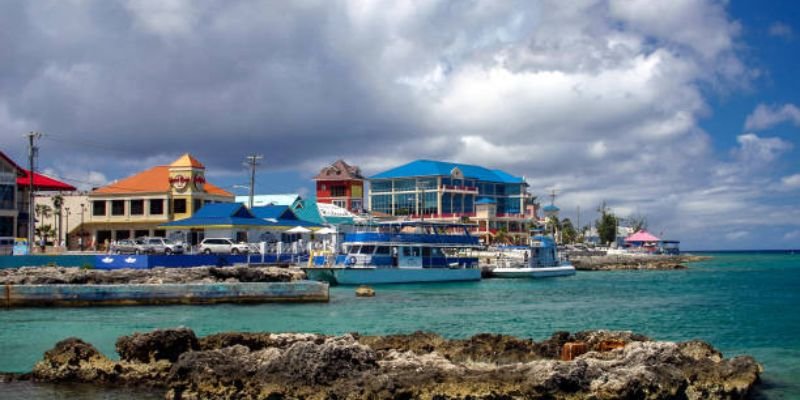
{"left": 314, "top": 160, "right": 365, "bottom": 213}
{"left": 0, "top": 152, "right": 23, "bottom": 237}
{"left": 368, "top": 160, "right": 535, "bottom": 243}
{"left": 0, "top": 150, "right": 77, "bottom": 240}
{"left": 74, "top": 154, "right": 233, "bottom": 249}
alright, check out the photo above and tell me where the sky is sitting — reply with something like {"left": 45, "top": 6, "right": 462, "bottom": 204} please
{"left": 0, "top": 0, "right": 798, "bottom": 250}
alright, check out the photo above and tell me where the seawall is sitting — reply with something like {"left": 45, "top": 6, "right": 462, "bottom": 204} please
{"left": 1, "top": 281, "right": 329, "bottom": 307}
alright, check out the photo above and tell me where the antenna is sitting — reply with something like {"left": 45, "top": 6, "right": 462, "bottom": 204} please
{"left": 244, "top": 154, "right": 263, "bottom": 209}
{"left": 27, "top": 131, "right": 42, "bottom": 253}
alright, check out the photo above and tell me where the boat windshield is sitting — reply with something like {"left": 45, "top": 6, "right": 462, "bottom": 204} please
{"left": 360, "top": 245, "right": 375, "bottom": 254}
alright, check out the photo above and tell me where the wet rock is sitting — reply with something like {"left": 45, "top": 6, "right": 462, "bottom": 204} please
{"left": 355, "top": 285, "right": 375, "bottom": 297}
{"left": 28, "top": 328, "right": 761, "bottom": 399}
{"left": 116, "top": 328, "right": 199, "bottom": 363}
{"left": 0, "top": 266, "right": 306, "bottom": 285}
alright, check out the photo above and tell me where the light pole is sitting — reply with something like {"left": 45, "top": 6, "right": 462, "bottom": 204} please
{"left": 64, "top": 207, "right": 70, "bottom": 250}
{"left": 79, "top": 203, "right": 85, "bottom": 251}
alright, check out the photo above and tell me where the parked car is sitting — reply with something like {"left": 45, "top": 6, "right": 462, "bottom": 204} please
{"left": 110, "top": 239, "right": 148, "bottom": 254}
{"left": 141, "top": 237, "right": 185, "bottom": 255}
{"left": 199, "top": 238, "right": 251, "bottom": 255}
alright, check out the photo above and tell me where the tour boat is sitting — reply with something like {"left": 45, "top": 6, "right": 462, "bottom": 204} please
{"left": 304, "top": 221, "right": 482, "bottom": 285}
{"left": 492, "top": 235, "right": 576, "bottom": 278}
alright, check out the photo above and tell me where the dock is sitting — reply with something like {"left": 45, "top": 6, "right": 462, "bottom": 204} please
{"left": 1, "top": 281, "right": 329, "bottom": 307}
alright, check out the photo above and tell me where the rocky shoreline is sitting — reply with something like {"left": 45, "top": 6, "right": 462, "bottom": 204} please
{"left": 570, "top": 254, "right": 711, "bottom": 271}
{"left": 0, "top": 265, "right": 306, "bottom": 285}
{"left": 3, "top": 327, "right": 762, "bottom": 399}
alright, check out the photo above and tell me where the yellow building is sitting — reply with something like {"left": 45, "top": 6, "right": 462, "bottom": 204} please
{"left": 76, "top": 154, "right": 233, "bottom": 250}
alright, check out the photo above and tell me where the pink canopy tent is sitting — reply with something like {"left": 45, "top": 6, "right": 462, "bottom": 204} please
{"left": 625, "top": 230, "right": 661, "bottom": 242}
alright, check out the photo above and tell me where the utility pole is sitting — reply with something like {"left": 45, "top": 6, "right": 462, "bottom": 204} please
{"left": 27, "top": 131, "right": 41, "bottom": 253}
{"left": 244, "top": 154, "right": 263, "bottom": 209}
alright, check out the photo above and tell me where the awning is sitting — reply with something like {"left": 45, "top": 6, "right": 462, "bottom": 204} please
{"left": 286, "top": 226, "right": 312, "bottom": 233}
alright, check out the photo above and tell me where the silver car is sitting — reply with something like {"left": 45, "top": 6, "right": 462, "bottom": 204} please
{"left": 199, "top": 238, "right": 251, "bottom": 255}
{"left": 142, "top": 237, "right": 185, "bottom": 255}
{"left": 110, "top": 239, "right": 148, "bottom": 254}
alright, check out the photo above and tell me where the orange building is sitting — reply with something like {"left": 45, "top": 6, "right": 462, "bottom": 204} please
{"left": 75, "top": 154, "right": 233, "bottom": 249}
{"left": 314, "top": 160, "right": 365, "bottom": 213}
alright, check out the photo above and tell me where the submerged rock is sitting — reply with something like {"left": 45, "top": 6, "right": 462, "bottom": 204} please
{"left": 26, "top": 328, "right": 761, "bottom": 399}
{"left": 355, "top": 285, "right": 375, "bottom": 297}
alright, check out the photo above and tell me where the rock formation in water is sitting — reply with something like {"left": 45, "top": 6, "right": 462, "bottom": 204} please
{"left": 570, "top": 255, "right": 711, "bottom": 271}
{"left": 0, "top": 266, "right": 305, "bottom": 285}
{"left": 27, "top": 327, "right": 761, "bottom": 399}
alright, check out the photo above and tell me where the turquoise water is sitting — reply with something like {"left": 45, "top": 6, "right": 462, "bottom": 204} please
{"left": 0, "top": 252, "right": 798, "bottom": 398}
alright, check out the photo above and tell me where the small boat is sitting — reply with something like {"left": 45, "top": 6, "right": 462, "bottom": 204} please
{"left": 304, "top": 221, "right": 482, "bottom": 285}
{"left": 492, "top": 235, "right": 576, "bottom": 278}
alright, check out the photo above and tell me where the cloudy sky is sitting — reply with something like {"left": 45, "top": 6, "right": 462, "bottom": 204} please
{"left": 1, "top": 0, "right": 798, "bottom": 250}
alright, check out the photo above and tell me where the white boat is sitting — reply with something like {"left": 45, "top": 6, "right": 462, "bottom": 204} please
{"left": 304, "top": 221, "right": 482, "bottom": 285}
{"left": 492, "top": 236, "right": 576, "bottom": 279}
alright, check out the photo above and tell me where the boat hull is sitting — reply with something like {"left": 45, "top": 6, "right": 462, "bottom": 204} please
{"left": 492, "top": 265, "right": 576, "bottom": 279}
{"left": 304, "top": 267, "right": 481, "bottom": 285}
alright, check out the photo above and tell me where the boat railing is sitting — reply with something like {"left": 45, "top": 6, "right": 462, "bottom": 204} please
{"left": 344, "top": 232, "right": 480, "bottom": 246}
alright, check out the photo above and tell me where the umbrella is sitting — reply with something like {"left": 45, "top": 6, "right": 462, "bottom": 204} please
{"left": 315, "top": 227, "right": 335, "bottom": 235}
{"left": 287, "top": 226, "right": 312, "bottom": 233}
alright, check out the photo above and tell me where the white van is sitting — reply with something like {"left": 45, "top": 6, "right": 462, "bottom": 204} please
{"left": 0, "top": 237, "right": 14, "bottom": 256}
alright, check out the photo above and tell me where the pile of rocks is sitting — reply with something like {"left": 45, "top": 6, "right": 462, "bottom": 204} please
{"left": 0, "top": 266, "right": 306, "bottom": 285}
{"left": 24, "top": 327, "right": 761, "bottom": 399}
{"left": 571, "top": 255, "right": 711, "bottom": 271}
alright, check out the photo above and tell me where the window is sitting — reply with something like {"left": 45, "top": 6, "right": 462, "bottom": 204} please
{"left": 375, "top": 246, "right": 391, "bottom": 255}
{"left": 370, "top": 194, "right": 392, "bottom": 214}
{"left": 332, "top": 200, "right": 346, "bottom": 208}
{"left": 193, "top": 199, "right": 203, "bottom": 213}
{"left": 394, "top": 179, "right": 416, "bottom": 191}
{"left": 351, "top": 199, "right": 362, "bottom": 211}
{"left": 360, "top": 245, "right": 375, "bottom": 254}
{"left": 150, "top": 199, "right": 164, "bottom": 215}
{"left": 330, "top": 186, "right": 346, "bottom": 197}
{"left": 111, "top": 200, "right": 125, "bottom": 216}
{"left": 173, "top": 199, "right": 187, "bottom": 214}
{"left": 153, "top": 229, "right": 166, "bottom": 238}
{"left": 0, "top": 216, "right": 13, "bottom": 236}
{"left": 130, "top": 200, "right": 144, "bottom": 215}
{"left": 0, "top": 185, "right": 13, "bottom": 210}
{"left": 115, "top": 230, "right": 130, "bottom": 240}
{"left": 134, "top": 230, "right": 149, "bottom": 238}
{"left": 92, "top": 201, "right": 106, "bottom": 216}
{"left": 370, "top": 181, "right": 392, "bottom": 193}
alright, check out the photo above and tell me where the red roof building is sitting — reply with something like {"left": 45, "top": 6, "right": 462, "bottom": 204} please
{"left": 314, "top": 160, "right": 365, "bottom": 213}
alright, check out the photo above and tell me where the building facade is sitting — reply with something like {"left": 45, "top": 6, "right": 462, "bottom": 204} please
{"left": 73, "top": 154, "right": 233, "bottom": 249}
{"left": 0, "top": 152, "right": 22, "bottom": 237}
{"left": 314, "top": 160, "right": 365, "bottom": 212}
{"left": 368, "top": 160, "right": 535, "bottom": 243}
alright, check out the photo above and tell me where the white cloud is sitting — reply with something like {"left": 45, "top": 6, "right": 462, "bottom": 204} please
{"left": 744, "top": 103, "right": 800, "bottom": 131}
{"left": 782, "top": 174, "right": 800, "bottom": 189}
{"left": 769, "top": 22, "right": 794, "bottom": 39}
{"left": 124, "top": 0, "right": 199, "bottom": 38}
{"left": 731, "top": 133, "right": 793, "bottom": 165}
{"left": 785, "top": 230, "right": 800, "bottom": 241}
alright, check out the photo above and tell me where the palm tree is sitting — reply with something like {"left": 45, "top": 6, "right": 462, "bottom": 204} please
{"left": 34, "top": 224, "right": 55, "bottom": 251}
{"left": 52, "top": 195, "right": 64, "bottom": 246}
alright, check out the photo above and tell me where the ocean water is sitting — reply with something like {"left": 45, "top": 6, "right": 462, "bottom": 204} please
{"left": 0, "top": 252, "right": 798, "bottom": 399}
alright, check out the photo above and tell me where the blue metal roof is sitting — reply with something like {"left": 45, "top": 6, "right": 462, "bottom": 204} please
{"left": 162, "top": 203, "right": 271, "bottom": 228}
{"left": 251, "top": 205, "right": 297, "bottom": 220}
{"left": 370, "top": 159, "right": 525, "bottom": 184}
{"left": 475, "top": 197, "right": 497, "bottom": 204}
{"left": 542, "top": 204, "right": 560, "bottom": 212}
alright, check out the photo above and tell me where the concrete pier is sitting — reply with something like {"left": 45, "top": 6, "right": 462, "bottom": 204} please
{"left": 1, "top": 281, "right": 329, "bottom": 307}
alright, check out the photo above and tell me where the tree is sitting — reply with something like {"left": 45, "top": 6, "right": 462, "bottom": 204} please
{"left": 561, "top": 218, "right": 578, "bottom": 244}
{"left": 596, "top": 202, "right": 617, "bottom": 246}
{"left": 494, "top": 226, "right": 510, "bottom": 245}
{"left": 35, "top": 224, "right": 55, "bottom": 251}
{"left": 52, "top": 195, "right": 64, "bottom": 246}
{"left": 628, "top": 213, "right": 648, "bottom": 233}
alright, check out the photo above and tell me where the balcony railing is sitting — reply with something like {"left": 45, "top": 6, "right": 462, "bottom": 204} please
{"left": 440, "top": 185, "right": 479, "bottom": 193}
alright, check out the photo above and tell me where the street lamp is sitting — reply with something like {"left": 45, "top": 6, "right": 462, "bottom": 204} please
{"left": 79, "top": 203, "right": 85, "bottom": 251}
{"left": 64, "top": 207, "right": 70, "bottom": 250}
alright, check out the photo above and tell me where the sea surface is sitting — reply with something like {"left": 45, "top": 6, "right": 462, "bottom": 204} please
{"left": 0, "top": 251, "right": 798, "bottom": 399}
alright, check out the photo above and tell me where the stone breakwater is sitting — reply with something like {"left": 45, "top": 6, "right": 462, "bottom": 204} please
{"left": 13, "top": 327, "right": 761, "bottom": 399}
{"left": 0, "top": 266, "right": 307, "bottom": 285}
{"left": 571, "top": 255, "right": 711, "bottom": 271}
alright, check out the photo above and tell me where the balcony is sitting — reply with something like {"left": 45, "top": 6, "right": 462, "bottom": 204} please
{"left": 439, "top": 185, "right": 479, "bottom": 194}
